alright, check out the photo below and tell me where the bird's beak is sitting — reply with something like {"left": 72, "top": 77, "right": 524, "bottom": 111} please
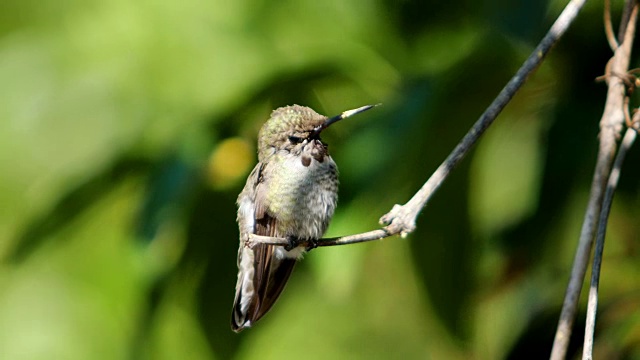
{"left": 310, "top": 104, "right": 379, "bottom": 138}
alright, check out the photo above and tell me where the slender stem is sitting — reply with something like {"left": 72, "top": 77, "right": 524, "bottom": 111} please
{"left": 618, "top": 0, "right": 636, "bottom": 41}
{"left": 550, "top": 3, "right": 637, "bottom": 360}
{"left": 378, "top": 0, "right": 588, "bottom": 236}
{"left": 249, "top": 229, "right": 391, "bottom": 248}
{"left": 605, "top": 0, "right": 619, "bottom": 51}
{"left": 582, "top": 128, "right": 637, "bottom": 360}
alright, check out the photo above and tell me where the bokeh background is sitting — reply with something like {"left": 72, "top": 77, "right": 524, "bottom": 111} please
{"left": 2, "top": 0, "right": 640, "bottom": 359}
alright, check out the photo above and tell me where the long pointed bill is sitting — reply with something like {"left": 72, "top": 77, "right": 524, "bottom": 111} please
{"left": 310, "top": 104, "right": 379, "bottom": 138}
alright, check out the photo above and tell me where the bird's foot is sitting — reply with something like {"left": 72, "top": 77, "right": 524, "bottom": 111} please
{"left": 284, "top": 236, "right": 318, "bottom": 252}
{"left": 305, "top": 238, "right": 319, "bottom": 251}
{"left": 284, "top": 236, "right": 299, "bottom": 252}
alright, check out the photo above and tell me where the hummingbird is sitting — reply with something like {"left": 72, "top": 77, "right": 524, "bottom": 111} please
{"left": 231, "top": 104, "right": 375, "bottom": 332}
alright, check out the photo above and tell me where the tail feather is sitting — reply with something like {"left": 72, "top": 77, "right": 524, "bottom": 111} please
{"left": 231, "top": 244, "right": 296, "bottom": 332}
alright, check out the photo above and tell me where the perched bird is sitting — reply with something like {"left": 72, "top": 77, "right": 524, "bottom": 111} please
{"left": 231, "top": 104, "right": 375, "bottom": 332}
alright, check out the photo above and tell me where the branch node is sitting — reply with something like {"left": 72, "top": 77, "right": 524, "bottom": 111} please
{"left": 244, "top": 235, "right": 255, "bottom": 249}
{"left": 379, "top": 204, "right": 417, "bottom": 238}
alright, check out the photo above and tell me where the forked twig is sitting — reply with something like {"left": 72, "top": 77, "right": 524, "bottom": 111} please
{"left": 582, "top": 127, "right": 637, "bottom": 360}
{"left": 550, "top": 2, "right": 638, "bottom": 359}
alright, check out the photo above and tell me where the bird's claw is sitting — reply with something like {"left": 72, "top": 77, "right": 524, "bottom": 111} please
{"left": 284, "top": 236, "right": 299, "bottom": 251}
{"left": 305, "top": 238, "right": 318, "bottom": 251}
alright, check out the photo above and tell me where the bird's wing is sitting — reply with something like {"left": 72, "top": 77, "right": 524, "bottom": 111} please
{"left": 232, "top": 162, "right": 296, "bottom": 332}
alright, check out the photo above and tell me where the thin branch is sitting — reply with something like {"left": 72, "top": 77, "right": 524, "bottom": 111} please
{"left": 618, "top": 0, "right": 636, "bottom": 41}
{"left": 605, "top": 0, "right": 619, "bottom": 51}
{"left": 249, "top": 229, "right": 391, "bottom": 248}
{"left": 583, "top": 127, "right": 637, "bottom": 360}
{"left": 379, "top": 0, "right": 589, "bottom": 236}
{"left": 550, "top": 2, "right": 638, "bottom": 360}
{"left": 248, "top": 0, "right": 588, "bottom": 250}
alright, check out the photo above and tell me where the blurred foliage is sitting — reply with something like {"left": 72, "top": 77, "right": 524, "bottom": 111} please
{"left": 1, "top": 0, "right": 640, "bottom": 359}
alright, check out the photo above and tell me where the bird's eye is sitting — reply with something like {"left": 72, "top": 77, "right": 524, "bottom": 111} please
{"left": 288, "top": 136, "right": 303, "bottom": 144}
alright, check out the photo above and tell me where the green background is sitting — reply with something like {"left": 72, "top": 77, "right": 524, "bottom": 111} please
{"left": 1, "top": 0, "right": 640, "bottom": 359}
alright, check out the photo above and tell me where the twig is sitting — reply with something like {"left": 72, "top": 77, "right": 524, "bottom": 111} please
{"left": 605, "top": 0, "right": 619, "bottom": 51}
{"left": 249, "top": 229, "right": 391, "bottom": 248}
{"left": 379, "top": 0, "right": 588, "bottom": 236}
{"left": 618, "top": 0, "right": 636, "bottom": 41}
{"left": 550, "top": 2, "right": 638, "bottom": 360}
{"left": 249, "top": 0, "right": 588, "bottom": 249}
{"left": 582, "top": 127, "right": 637, "bottom": 360}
